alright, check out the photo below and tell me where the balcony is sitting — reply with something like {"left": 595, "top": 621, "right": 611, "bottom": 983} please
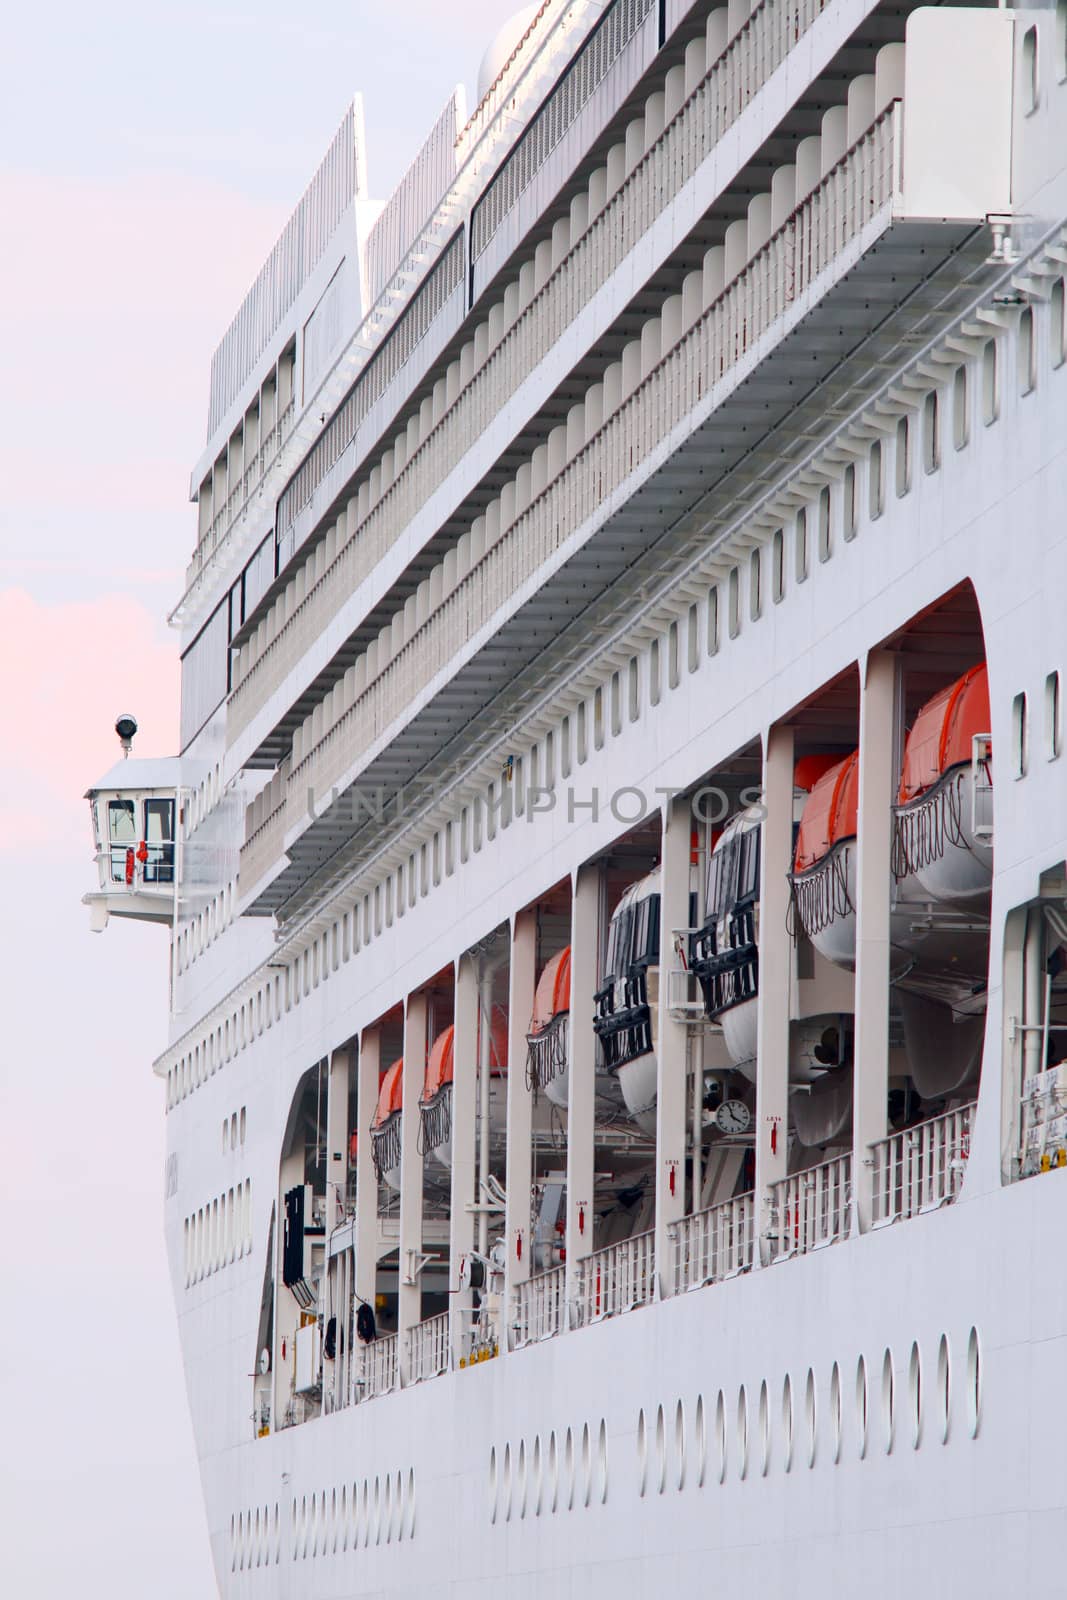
{"left": 870, "top": 1102, "right": 975, "bottom": 1226}
{"left": 766, "top": 1154, "right": 851, "bottom": 1262}
{"left": 572, "top": 1229, "right": 655, "bottom": 1327}
{"left": 669, "top": 1191, "right": 755, "bottom": 1294}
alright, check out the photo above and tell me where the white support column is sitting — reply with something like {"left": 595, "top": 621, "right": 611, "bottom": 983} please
{"left": 565, "top": 865, "right": 599, "bottom": 1321}
{"left": 398, "top": 992, "right": 428, "bottom": 1378}
{"left": 325, "top": 1047, "right": 350, "bottom": 1232}
{"left": 504, "top": 909, "right": 538, "bottom": 1347}
{"left": 449, "top": 955, "right": 479, "bottom": 1366}
{"left": 354, "top": 1029, "right": 380, "bottom": 1318}
{"left": 754, "top": 724, "right": 795, "bottom": 1263}
{"left": 852, "top": 650, "right": 897, "bottom": 1232}
{"left": 654, "top": 793, "right": 692, "bottom": 1297}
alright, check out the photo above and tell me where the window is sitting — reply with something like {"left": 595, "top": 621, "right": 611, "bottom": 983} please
{"left": 707, "top": 586, "right": 720, "bottom": 653}
{"left": 650, "top": 639, "right": 661, "bottom": 705}
{"left": 982, "top": 338, "right": 999, "bottom": 424}
{"left": 611, "top": 672, "right": 622, "bottom": 735}
{"left": 749, "top": 549, "right": 762, "bottom": 618}
{"left": 728, "top": 566, "right": 740, "bottom": 637}
{"left": 1022, "top": 24, "right": 1039, "bottom": 114}
{"left": 1012, "top": 691, "right": 1028, "bottom": 777}
{"left": 1058, "top": 0, "right": 1067, "bottom": 81}
{"left": 895, "top": 415, "right": 911, "bottom": 497}
{"left": 868, "top": 439, "right": 884, "bottom": 519}
{"left": 594, "top": 685, "right": 604, "bottom": 749}
{"left": 772, "top": 528, "right": 785, "bottom": 600}
{"left": 628, "top": 656, "right": 640, "bottom": 720}
{"left": 1053, "top": 279, "right": 1066, "bottom": 369}
{"left": 107, "top": 799, "right": 136, "bottom": 881}
{"left": 843, "top": 463, "right": 856, "bottom": 540}
{"left": 560, "top": 717, "right": 572, "bottom": 779}
{"left": 668, "top": 619, "right": 680, "bottom": 687}
{"left": 1046, "top": 671, "right": 1061, "bottom": 760}
{"left": 577, "top": 701, "right": 588, "bottom": 763}
{"left": 687, "top": 603, "right": 699, "bottom": 672}
{"left": 922, "top": 390, "right": 940, "bottom": 474}
{"left": 1018, "top": 306, "right": 1036, "bottom": 395}
{"left": 795, "top": 508, "right": 808, "bottom": 582}
{"left": 953, "top": 365, "right": 969, "bottom": 450}
{"left": 817, "top": 485, "right": 831, "bottom": 562}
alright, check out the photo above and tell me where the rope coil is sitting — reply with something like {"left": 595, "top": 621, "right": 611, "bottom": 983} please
{"left": 892, "top": 767, "right": 972, "bottom": 880}
{"left": 790, "top": 846, "right": 854, "bottom": 940}
{"left": 526, "top": 1012, "right": 569, "bottom": 1091}
{"left": 371, "top": 1112, "right": 402, "bottom": 1180}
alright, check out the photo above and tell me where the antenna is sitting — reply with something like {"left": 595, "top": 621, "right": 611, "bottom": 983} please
{"left": 115, "top": 713, "right": 138, "bottom": 758}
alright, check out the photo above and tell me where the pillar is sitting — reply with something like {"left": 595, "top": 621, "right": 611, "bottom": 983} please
{"left": 449, "top": 954, "right": 479, "bottom": 1366}
{"left": 354, "top": 1029, "right": 379, "bottom": 1323}
{"left": 565, "top": 864, "right": 600, "bottom": 1321}
{"left": 504, "top": 908, "right": 538, "bottom": 1347}
{"left": 325, "top": 1047, "right": 350, "bottom": 1232}
{"left": 754, "top": 724, "right": 795, "bottom": 1262}
{"left": 654, "top": 793, "right": 692, "bottom": 1297}
{"left": 852, "top": 650, "right": 898, "bottom": 1231}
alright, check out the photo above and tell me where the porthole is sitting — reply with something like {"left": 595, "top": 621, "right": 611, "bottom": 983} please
{"left": 982, "top": 338, "right": 999, "bottom": 424}
{"left": 517, "top": 1438, "right": 528, "bottom": 1519}
{"left": 372, "top": 1474, "right": 382, "bottom": 1546}
{"left": 581, "top": 1422, "right": 592, "bottom": 1508}
{"left": 937, "top": 1335, "right": 951, "bottom": 1444}
{"left": 966, "top": 1327, "right": 982, "bottom": 1438}
{"left": 1053, "top": 278, "right": 1066, "bottom": 368}
{"left": 675, "top": 1398, "right": 686, "bottom": 1491}
{"left": 502, "top": 1443, "right": 513, "bottom": 1522}
{"left": 817, "top": 485, "right": 831, "bottom": 562}
{"left": 406, "top": 1467, "right": 416, "bottom": 1539}
{"left": 564, "top": 1426, "right": 575, "bottom": 1510}
{"left": 830, "top": 1363, "right": 842, "bottom": 1464}
{"left": 532, "top": 1434, "right": 543, "bottom": 1516}
{"left": 909, "top": 1342, "right": 923, "bottom": 1449}
{"left": 736, "top": 1386, "right": 749, "bottom": 1480}
{"left": 855, "top": 1356, "right": 869, "bottom": 1459}
{"left": 781, "top": 1374, "right": 794, "bottom": 1472}
{"left": 795, "top": 508, "right": 809, "bottom": 582}
{"left": 598, "top": 1417, "right": 609, "bottom": 1504}
{"left": 339, "top": 1485, "right": 348, "bottom": 1552}
{"left": 361, "top": 1478, "right": 370, "bottom": 1549}
{"left": 758, "top": 1379, "right": 770, "bottom": 1476}
{"left": 868, "top": 439, "right": 884, "bottom": 519}
{"left": 655, "top": 1403, "right": 667, "bottom": 1494}
{"left": 843, "top": 463, "right": 857, "bottom": 541}
{"left": 715, "top": 1389, "right": 727, "bottom": 1483}
{"left": 382, "top": 1471, "right": 392, "bottom": 1544}
{"left": 772, "top": 528, "right": 785, "bottom": 601}
{"left": 695, "top": 1394, "right": 707, "bottom": 1487}
{"left": 637, "top": 1409, "right": 648, "bottom": 1498}
{"left": 548, "top": 1429, "right": 559, "bottom": 1512}
{"left": 805, "top": 1368, "right": 817, "bottom": 1468}
{"left": 1019, "top": 305, "right": 1036, "bottom": 395}
{"left": 953, "top": 364, "right": 969, "bottom": 449}
{"left": 882, "top": 1349, "right": 896, "bottom": 1454}
{"left": 895, "top": 414, "right": 911, "bottom": 497}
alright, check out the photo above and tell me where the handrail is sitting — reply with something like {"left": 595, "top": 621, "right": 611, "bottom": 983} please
{"left": 870, "top": 1101, "right": 975, "bottom": 1225}
{"left": 767, "top": 1153, "right": 851, "bottom": 1262}
{"left": 404, "top": 1311, "right": 451, "bottom": 1384}
{"left": 668, "top": 1190, "right": 755, "bottom": 1293}
{"left": 511, "top": 1264, "right": 567, "bottom": 1348}
{"left": 572, "top": 1228, "right": 655, "bottom": 1326}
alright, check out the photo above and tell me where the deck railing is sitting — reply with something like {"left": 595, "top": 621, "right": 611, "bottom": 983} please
{"left": 669, "top": 1191, "right": 755, "bottom": 1294}
{"left": 404, "top": 1311, "right": 451, "bottom": 1384}
{"left": 870, "top": 1102, "right": 975, "bottom": 1226}
{"left": 573, "top": 1229, "right": 655, "bottom": 1326}
{"left": 767, "top": 1154, "right": 852, "bottom": 1262}
{"left": 511, "top": 1264, "right": 567, "bottom": 1348}
{"left": 357, "top": 1331, "right": 398, "bottom": 1400}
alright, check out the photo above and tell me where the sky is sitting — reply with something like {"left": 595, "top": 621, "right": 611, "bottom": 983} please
{"left": 0, "top": 3, "right": 519, "bottom": 1592}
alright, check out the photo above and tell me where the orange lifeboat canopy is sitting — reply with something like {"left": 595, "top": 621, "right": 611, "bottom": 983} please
{"left": 373, "top": 1058, "right": 404, "bottom": 1128}
{"left": 530, "top": 946, "right": 572, "bottom": 1034}
{"left": 899, "top": 663, "right": 989, "bottom": 805}
{"left": 793, "top": 752, "right": 844, "bottom": 793}
{"left": 794, "top": 751, "right": 860, "bottom": 873}
{"left": 422, "top": 1025, "right": 455, "bottom": 1103}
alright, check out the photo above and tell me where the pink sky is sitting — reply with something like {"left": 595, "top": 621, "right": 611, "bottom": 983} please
{"left": 1, "top": 6, "right": 518, "bottom": 1592}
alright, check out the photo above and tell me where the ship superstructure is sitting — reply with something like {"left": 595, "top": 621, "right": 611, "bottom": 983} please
{"left": 86, "top": 0, "right": 1067, "bottom": 1591}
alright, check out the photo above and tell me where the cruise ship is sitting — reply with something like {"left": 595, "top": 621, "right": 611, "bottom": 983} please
{"left": 85, "top": 1, "right": 1067, "bottom": 1591}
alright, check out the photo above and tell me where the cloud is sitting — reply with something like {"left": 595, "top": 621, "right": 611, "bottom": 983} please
{"left": 0, "top": 588, "right": 178, "bottom": 852}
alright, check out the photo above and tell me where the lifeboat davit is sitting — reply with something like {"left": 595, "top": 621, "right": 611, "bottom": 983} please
{"left": 594, "top": 870, "right": 662, "bottom": 1134}
{"left": 418, "top": 1007, "right": 508, "bottom": 1170}
{"left": 370, "top": 1058, "right": 404, "bottom": 1192}
{"left": 894, "top": 663, "right": 992, "bottom": 901}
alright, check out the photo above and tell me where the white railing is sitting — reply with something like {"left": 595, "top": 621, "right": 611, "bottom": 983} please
{"left": 870, "top": 1102, "right": 975, "bottom": 1226}
{"left": 357, "top": 1332, "right": 398, "bottom": 1400}
{"left": 767, "top": 1154, "right": 852, "bottom": 1262}
{"left": 404, "top": 1311, "right": 451, "bottom": 1384}
{"left": 669, "top": 1191, "right": 755, "bottom": 1294}
{"left": 225, "top": 19, "right": 884, "bottom": 745}
{"left": 511, "top": 1264, "right": 567, "bottom": 1348}
{"left": 573, "top": 1229, "right": 655, "bottom": 1326}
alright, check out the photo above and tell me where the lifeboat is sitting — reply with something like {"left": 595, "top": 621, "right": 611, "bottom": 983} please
{"left": 418, "top": 1008, "right": 508, "bottom": 1170}
{"left": 791, "top": 750, "right": 861, "bottom": 970}
{"left": 894, "top": 663, "right": 992, "bottom": 901}
{"left": 370, "top": 1058, "right": 404, "bottom": 1192}
{"left": 527, "top": 948, "right": 624, "bottom": 1116}
{"left": 593, "top": 869, "right": 662, "bottom": 1133}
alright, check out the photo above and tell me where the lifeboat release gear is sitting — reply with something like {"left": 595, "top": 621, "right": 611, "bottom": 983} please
{"left": 418, "top": 1007, "right": 509, "bottom": 1164}
{"left": 370, "top": 1059, "right": 404, "bottom": 1188}
{"left": 526, "top": 946, "right": 571, "bottom": 1094}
